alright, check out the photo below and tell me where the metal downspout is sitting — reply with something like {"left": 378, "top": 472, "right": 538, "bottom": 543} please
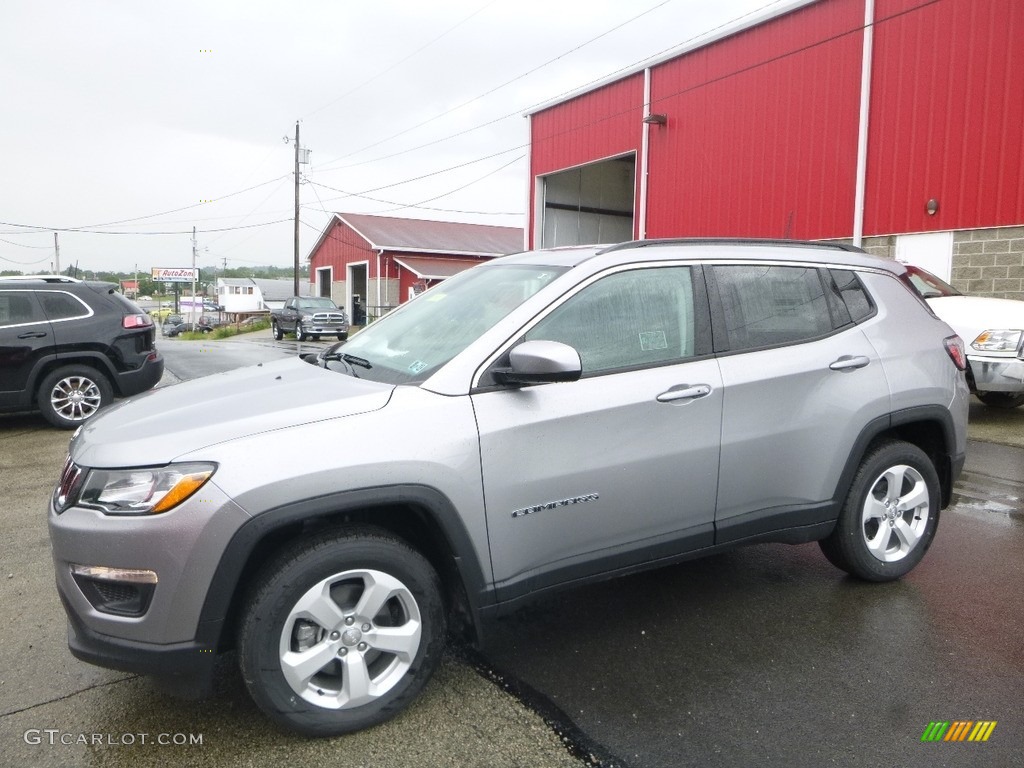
{"left": 853, "top": 0, "right": 875, "bottom": 247}
{"left": 639, "top": 67, "right": 653, "bottom": 241}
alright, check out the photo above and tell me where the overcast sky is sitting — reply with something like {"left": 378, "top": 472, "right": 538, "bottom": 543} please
{"left": 1, "top": 0, "right": 777, "bottom": 276}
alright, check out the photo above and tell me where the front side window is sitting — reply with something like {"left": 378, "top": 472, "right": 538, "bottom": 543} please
{"left": 525, "top": 266, "right": 697, "bottom": 375}
{"left": 713, "top": 265, "right": 833, "bottom": 351}
{"left": 0, "top": 291, "right": 46, "bottom": 327}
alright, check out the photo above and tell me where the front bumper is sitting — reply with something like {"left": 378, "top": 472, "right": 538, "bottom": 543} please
{"left": 48, "top": 478, "right": 249, "bottom": 673}
{"left": 968, "top": 353, "right": 1024, "bottom": 393}
{"left": 301, "top": 320, "right": 350, "bottom": 336}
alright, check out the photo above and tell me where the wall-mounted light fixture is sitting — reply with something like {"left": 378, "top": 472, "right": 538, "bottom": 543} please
{"left": 642, "top": 113, "right": 668, "bottom": 126}
{"left": 926, "top": 198, "right": 939, "bottom": 215}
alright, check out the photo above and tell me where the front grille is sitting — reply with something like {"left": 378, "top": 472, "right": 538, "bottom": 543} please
{"left": 311, "top": 312, "right": 346, "bottom": 323}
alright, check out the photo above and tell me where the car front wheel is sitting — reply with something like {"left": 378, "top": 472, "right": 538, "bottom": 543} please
{"left": 37, "top": 365, "right": 113, "bottom": 429}
{"left": 296, "top": 322, "right": 307, "bottom": 342}
{"left": 239, "top": 528, "right": 446, "bottom": 736}
{"left": 819, "top": 439, "right": 940, "bottom": 581}
{"left": 272, "top": 320, "right": 283, "bottom": 341}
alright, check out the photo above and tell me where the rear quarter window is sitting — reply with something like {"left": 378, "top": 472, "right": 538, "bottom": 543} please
{"left": 38, "top": 290, "right": 91, "bottom": 321}
{"left": 827, "top": 269, "right": 875, "bottom": 324}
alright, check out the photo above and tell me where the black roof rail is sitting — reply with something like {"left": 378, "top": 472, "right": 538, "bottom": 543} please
{"left": 599, "top": 238, "right": 866, "bottom": 254}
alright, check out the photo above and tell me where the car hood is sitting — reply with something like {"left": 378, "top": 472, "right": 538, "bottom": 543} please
{"left": 71, "top": 358, "right": 394, "bottom": 468}
{"left": 926, "top": 295, "right": 1024, "bottom": 345}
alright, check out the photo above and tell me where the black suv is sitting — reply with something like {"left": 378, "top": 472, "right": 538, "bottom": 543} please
{"left": 0, "top": 276, "right": 164, "bottom": 428}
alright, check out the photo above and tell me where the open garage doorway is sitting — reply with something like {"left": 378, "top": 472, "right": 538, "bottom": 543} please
{"left": 538, "top": 154, "right": 635, "bottom": 248}
{"left": 347, "top": 261, "right": 368, "bottom": 326}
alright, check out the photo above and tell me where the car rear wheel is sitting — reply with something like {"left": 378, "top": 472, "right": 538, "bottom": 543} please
{"left": 338, "top": 333, "right": 348, "bottom": 341}
{"left": 36, "top": 365, "right": 113, "bottom": 429}
{"left": 819, "top": 440, "right": 940, "bottom": 581}
{"left": 239, "top": 528, "right": 446, "bottom": 736}
{"left": 976, "top": 391, "right": 1024, "bottom": 409}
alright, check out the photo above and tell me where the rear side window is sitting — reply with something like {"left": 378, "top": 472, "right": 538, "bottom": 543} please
{"left": 38, "top": 291, "right": 91, "bottom": 321}
{"left": 712, "top": 265, "right": 832, "bottom": 351}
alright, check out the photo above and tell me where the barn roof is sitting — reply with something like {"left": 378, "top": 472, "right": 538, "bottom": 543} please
{"left": 314, "top": 213, "right": 523, "bottom": 258}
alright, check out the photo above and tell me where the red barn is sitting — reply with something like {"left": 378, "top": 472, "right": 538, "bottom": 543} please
{"left": 306, "top": 213, "right": 523, "bottom": 323}
{"left": 527, "top": 0, "right": 1024, "bottom": 299}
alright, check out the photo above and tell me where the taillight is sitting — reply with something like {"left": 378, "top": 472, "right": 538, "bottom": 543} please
{"left": 944, "top": 335, "right": 967, "bottom": 371}
{"left": 123, "top": 314, "right": 153, "bottom": 329}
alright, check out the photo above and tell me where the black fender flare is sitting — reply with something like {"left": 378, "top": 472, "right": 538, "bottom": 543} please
{"left": 193, "top": 484, "right": 492, "bottom": 649}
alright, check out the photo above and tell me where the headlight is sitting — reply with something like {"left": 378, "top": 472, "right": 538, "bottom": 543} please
{"left": 77, "top": 463, "right": 216, "bottom": 515}
{"left": 971, "top": 330, "right": 1023, "bottom": 352}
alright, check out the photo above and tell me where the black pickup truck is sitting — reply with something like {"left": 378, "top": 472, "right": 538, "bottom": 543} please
{"left": 270, "top": 296, "right": 349, "bottom": 341}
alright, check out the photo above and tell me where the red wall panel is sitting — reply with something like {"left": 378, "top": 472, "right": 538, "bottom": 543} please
{"left": 866, "top": 0, "right": 1024, "bottom": 234}
{"left": 528, "top": 74, "right": 645, "bottom": 246}
{"left": 645, "top": 0, "right": 864, "bottom": 239}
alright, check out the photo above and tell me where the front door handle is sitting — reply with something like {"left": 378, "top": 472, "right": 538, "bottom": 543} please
{"left": 656, "top": 384, "right": 712, "bottom": 403}
{"left": 829, "top": 355, "right": 871, "bottom": 371}
{"left": 17, "top": 331, "right": 47, "bottom": 340}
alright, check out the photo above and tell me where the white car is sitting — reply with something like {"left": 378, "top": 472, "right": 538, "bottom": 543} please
{"left": 904, "top": 266, "right": 1024, "bottom": 409}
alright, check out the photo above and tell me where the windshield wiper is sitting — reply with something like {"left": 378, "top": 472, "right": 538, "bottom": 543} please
{"left": 320, "top": 351, "right": 372, "bottom": 378}
{"left": 339, "top": 353, "right": 372, "bottom": 369}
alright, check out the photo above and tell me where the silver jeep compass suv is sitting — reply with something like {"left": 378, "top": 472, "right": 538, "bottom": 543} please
{"left": 49, "top": 240, "right": 969, "bottom": 736}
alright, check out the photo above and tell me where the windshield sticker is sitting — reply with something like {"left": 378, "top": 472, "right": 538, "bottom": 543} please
{"left": 408, "top": 360, "right": 429, "bottom": 374}
{"left": 639, "top": 331, "right": 668, "bottom": 351}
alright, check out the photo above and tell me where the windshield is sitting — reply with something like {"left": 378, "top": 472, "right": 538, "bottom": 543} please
{"left": 325, "top": 264, "right": 565, "bottom": 385}
{"left": 298, "top": 297, "right": 339, "bottom": 310}
{"left": 903, "top": 265, "right": 961, "bottom": 298}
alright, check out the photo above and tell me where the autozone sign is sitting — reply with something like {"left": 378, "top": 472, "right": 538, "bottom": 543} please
{"left": 151, "top": 267, "right": 199, "bottom": 283}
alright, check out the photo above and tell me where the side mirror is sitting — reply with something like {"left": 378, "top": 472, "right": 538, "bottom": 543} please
{"left": 493, "top": 340, "right": 582, "bottom": 386}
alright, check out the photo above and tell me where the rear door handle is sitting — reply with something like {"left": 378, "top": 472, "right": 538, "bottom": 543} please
{"left": 656, "top": 384, "right": 712, "bottom": 403}
{"left": 829, "top": 355, "right": 870, "bottom": 371}
{"left": 17, "top": 331, "right": 48, "bottom": 339}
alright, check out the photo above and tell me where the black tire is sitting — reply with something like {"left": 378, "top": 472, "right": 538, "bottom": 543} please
{"left": 239, "top": 528, "right": 446, "bottom": 736}
{"left": 338, "top": 333, "right": 348, "bottom": 341}
{"left": 36, "top": 365, "right": 113, "bottom": 429}
{"left": 976, "top": 391, "right": 1024, "bottom": 409}
{"left": 272, "top": 320, "right": 283, "bottom": 341}
{"left": 295, "top": 322, "right": 306, "bottom": 342}
{"left": 819, "top": 440, "right": 940, "bottom": 581}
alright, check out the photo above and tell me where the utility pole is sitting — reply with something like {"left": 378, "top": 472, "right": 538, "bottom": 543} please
{"left": 53, "top": 232, "right": 61, "bottom": 276}
{"left": 288, "top": 120, "right": 311, "bottom": 297}
{"left": 191, "top": 226, "right": 198, "bottom": 322}
{"left": 293, "top": 120, "right": 301, "bottom": 298}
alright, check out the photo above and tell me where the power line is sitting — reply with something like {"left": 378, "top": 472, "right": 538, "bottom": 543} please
{"left": 303, "top": 0, "right": 500, "bottom": 121}
{"left": 317, "top": 0, "right": 791, "bottom": 175}
{"left": 313, "top": 0, "right": 677, "bottom": 173}
{"left": 0, "top": 218, "right": 292, "bottom": 237}
{"left": 0, "top": 237, "right": 52, "bottom": 249}
{"left": 305, "top": 153, "right": 524, "bottom": 215}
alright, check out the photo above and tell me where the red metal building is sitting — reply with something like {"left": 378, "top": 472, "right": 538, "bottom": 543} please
{"left": 307, "top": 213, "right": 523, "bottom": 322}
{"left": 527, "top": 0, "right": 1024, "bottom": 298}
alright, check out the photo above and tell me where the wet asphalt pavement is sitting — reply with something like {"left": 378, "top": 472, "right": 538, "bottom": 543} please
{"left": 481, "top": 439, "right": 1024, "bottom": 767}
{"left": 1, "top": 331, "right": 1021, "bottom": 767}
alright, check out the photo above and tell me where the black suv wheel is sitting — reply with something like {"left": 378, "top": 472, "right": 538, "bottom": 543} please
{"left": 37, "top": 365, "right": 113, "bottom": 428}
